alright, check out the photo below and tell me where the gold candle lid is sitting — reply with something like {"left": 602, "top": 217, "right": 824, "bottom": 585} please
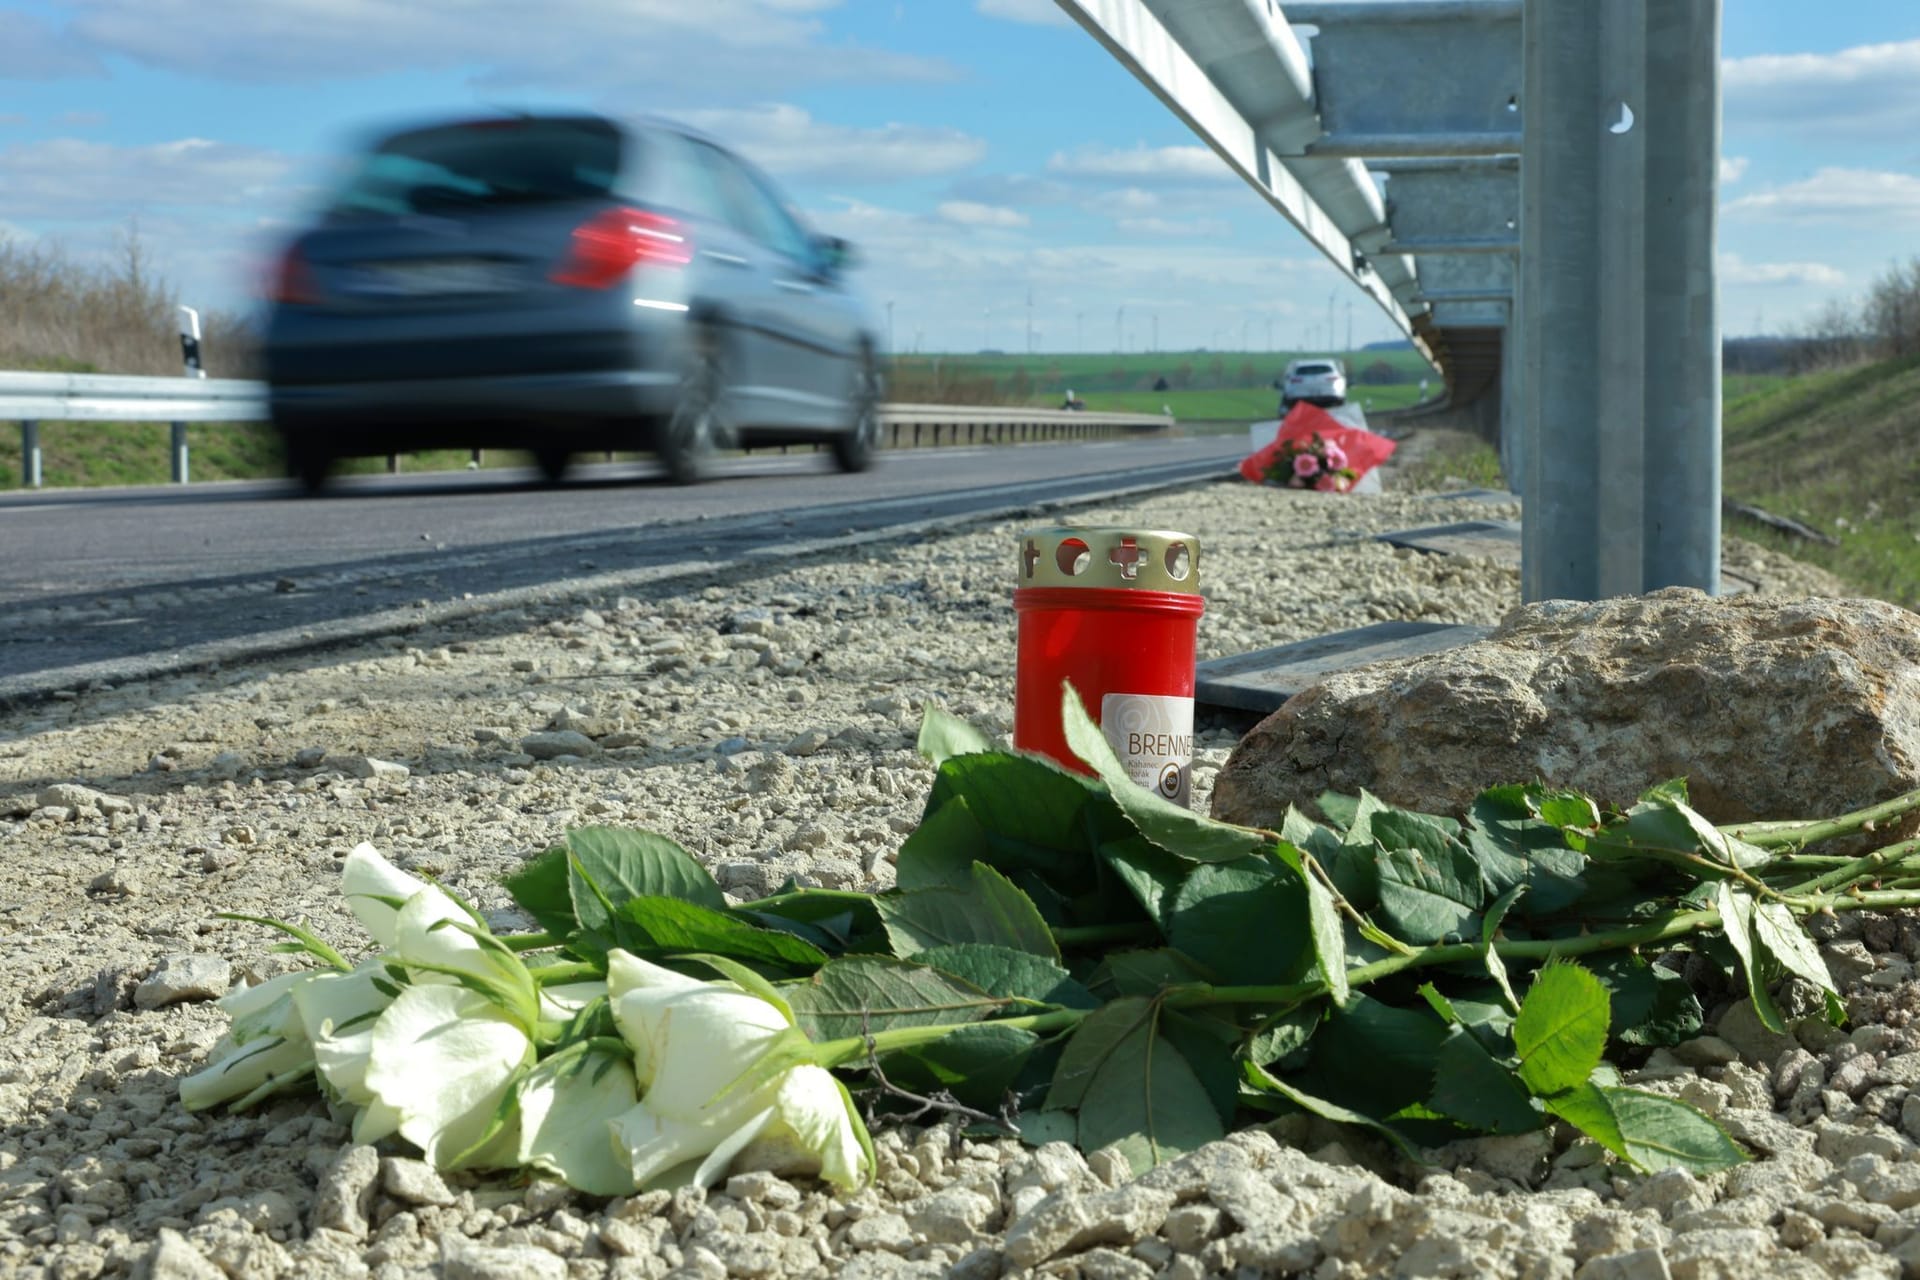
{"left": 1018, "top": 526, "right": 1200, "bottom": 592}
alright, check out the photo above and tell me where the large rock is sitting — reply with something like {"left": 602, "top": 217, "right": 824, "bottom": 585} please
{"left": 1211, "top": 590, "right": 1920, "bottom": 830}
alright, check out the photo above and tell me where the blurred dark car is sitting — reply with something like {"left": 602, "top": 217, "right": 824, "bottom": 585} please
{"left": 263, "top": 112, "right": 881, "bottom": 491}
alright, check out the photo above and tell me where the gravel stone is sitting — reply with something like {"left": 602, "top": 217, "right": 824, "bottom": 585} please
{"left": 310, "top": 1145, "right": 381, "bottom": 1238}
{"left": 132, "top": 953, "right": 231, "bottom": 1008}
{"left": 901, "top": 1186, "right": 994, "bottom": 1243}
{"left": 381, "top": 1156, "right": 458, "bottom": 1206}
{"left": 1003, "top": 1185, "right": 1174, "bottom": 1268}
{"left": 519, "top": 730, "right": 599, "bottom": 759}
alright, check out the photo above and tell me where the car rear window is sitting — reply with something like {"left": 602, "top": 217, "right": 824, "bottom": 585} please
{"left": 329, "top": 119, "right": 625, "bottom": 218}
{"left": 1293, "top": 363, "right": 1336, "bottom": 375}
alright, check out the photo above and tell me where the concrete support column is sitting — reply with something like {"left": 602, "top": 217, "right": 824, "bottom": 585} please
{"left": 1519, "top": 0, "right": 1720, "bottom": 600}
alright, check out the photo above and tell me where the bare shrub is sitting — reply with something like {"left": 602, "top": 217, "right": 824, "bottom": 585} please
{"left": 0, "top": 227, "right": 254, "bottom": 377}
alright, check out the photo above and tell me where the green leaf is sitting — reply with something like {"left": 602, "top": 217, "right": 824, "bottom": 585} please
{"left": 895, "top": 798, "right": 988, "bottom": 890}
{"left": 1272, "top": 842, "right": 1348, "bottom": 1006}
{"left": 567, "top": 828, "right": 725, "bottom": 939}
{"left": 1315, "top": 792, "right": 1361, "bottom": 835}
{"left": 500, "top": 847, "right": 580, "bottom": 939}
{"left": 1159, "top": 1008, "right": 1243, "bottom": 1127}
{"left": 1598, "top": 1086, "right": 1747, "bottom": 1173}
{"left": 878, "top": 865, "right": 1059, "bottom": 961}
{"left": 920, "top": 751, "right": 1117, "bottom": 901}
{"left": 1481, "top": 885, "right": 1525, "bottom": 1014}
{"left": 784, "top": 956, "right": 1006, "bottom": 1041}
{"left": 915, "top": 944, "right": 1098, "bottom": 1009}
{"left": 1057, "top": 682, "right": 1272, "bottom": 863}
{"left": 1545, "top": 1082, "right": 1745, "bottom": 1174}
{"left": 1076, "top": 1022, "right": 1224, "bottom": 1174}
{"left": 1243, "top": 1059, "right": 1420, "bottom": 1160}
{"left": 1246, "top": 1004, "right": 1321, "bottom": 1067}
{"left": 1048, "top": 997, "right": 1152, "bottom": 1110}
{"left": 1291, "top": 993, "right": 1449, "bottom": 1120}
{"left": 1587, "top": 798, "right": 1768, "bottom": 880}
{"left": 1754, "top": 902, "right": 1844, "bottom": 1024}
{"left": 1541, "top": 1080, "right": 1627, "bottom": 1158}
{"left": 1015, "top": 1109, "right": 1078, "bottom": 1147}
{"left": 880, "top": 1023, "right": 1040, "bottom": 1112}
{"left": 1715, "top": 883, "right": 1785, "bottom": 1033}
{"left": 1099, "top": 949, "right": 1210, "bottom": 999}
{"left": 1588, "top": 955, "right": 1704, "bottom": 1048}
{"left": 1373, "top": 822, "right": 1485, "bottom": 945}
{"left": 1514, "top": 964, "right": 1610, "bottom": 1097}
{"left": 1098, "top": 834, "right": 1191, "bottom": 931}
{"left": 215, "top": 913, "right": 351, "bottom": 973}
{"left": 614, "top": 897, "right": 827, "bottom": 973}
{"left": 736, "top": 888, "right": 886, "bottom": 954}
{"left": 1430, "top": 1027, "right": 1540, "bottom": 1134}
{"left": 917, "top": 706, "right": 993, "bottom": 763}
{"left": 1342, "top": 791, "right": 1394, "bottom": 847}
{"left": 1167, "top": 859, "right": 1312, "bottom": 987}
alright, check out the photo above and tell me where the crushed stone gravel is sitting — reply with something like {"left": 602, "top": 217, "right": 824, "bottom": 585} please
{"left": 0, "top": 463, "right": 1885, "bottom": 1280}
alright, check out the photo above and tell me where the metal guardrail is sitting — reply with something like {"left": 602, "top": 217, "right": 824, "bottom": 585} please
{"left": 0, "top": 373, "right": 1173, "bottom": 488}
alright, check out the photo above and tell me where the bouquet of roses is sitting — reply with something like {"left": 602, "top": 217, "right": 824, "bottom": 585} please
{"left": 1262, "top": 431, "right": 1358, "bottom": 492}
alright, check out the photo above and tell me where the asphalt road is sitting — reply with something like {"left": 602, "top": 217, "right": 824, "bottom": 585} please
{"left": 0, "top": 435, "right": 1248, "bottom": 696}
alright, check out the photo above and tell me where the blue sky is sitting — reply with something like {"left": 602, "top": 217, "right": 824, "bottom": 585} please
{"left": 2, "top": 0, "right": 1917, "bottom": 355}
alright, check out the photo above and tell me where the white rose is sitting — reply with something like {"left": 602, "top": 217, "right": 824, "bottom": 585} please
{"left": 606, "top": 951, "right": 870, "bottom": 1192}
{"left": 178, "top": 971, "right": 317, "bottom": 1112}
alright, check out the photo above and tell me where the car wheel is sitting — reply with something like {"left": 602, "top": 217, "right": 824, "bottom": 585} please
{"left": 662, "top": 329, "right": 724, "bottom": 486}
{"left": 534, "top": 448, "right": 571, "bottom": 484}
{"left": 831, "top": 348, "right": 882, "bottom": 474}
{"left": 1280, "top": 398, "right": 1296, "bottom": 413}
{"left": 284, "top": 439, "right": 332, "bottom": 496}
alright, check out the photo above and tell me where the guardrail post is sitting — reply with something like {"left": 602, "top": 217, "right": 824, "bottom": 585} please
{"left": 20, "top": 421, "right": 41, "bottom": 488}
{"left": 1520, "top": 0, "right": 1720, "bottom": 600}
{"left": 169, "top": 422, "right": 190, "bottom": 484}
{"left": 387, "top": 453, "right": 400, "bottom": 474}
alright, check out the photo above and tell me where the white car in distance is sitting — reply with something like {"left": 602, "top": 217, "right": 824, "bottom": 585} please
{"left": 1280, "top": 358, "right": 1347, "bottom": 411}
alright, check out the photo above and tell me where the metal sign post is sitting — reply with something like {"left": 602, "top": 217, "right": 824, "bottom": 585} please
{"left": 174, "top": 306, "right": 203, "bottom": 484}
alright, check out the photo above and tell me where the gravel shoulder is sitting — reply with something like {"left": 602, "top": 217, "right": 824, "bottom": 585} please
{"left": 0, "top": 458, "right": 1886, "bottom": 1280}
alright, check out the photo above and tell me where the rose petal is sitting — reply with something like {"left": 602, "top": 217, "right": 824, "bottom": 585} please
{"left": 516, "top": 1048, "right": 639, "bottom": 1196}
{"left": 608, "top": 951, "right": 785, "bottom": 1096}
{"left": 538, "top": 980, "right": 609, "bottom": 1023}
{"left": 614, "top": 1099, "right": 778, "bottom": 1190}
{"left": 340, "top": 844, "right": 433, "bottom": 947}
{"left": 364, "top": 984, "right": 531, "bottom": 1168}
{"left": 732, "top": 1066, "right": 871, "bottom": 1192}
{"left": 292, "top": 962, "right": 393, "bottom": 1106}
{"left": 179, "top": 1034, "right": 312, "bottom": 1112}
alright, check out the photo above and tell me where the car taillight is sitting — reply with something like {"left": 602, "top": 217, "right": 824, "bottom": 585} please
{"left": 268, "top": 245, "right": 320, "bottom": 305}
{"left": 551, "top": 207, "right": 692, "bottom": 289}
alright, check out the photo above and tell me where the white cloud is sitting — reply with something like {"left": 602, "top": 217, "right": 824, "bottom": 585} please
{"left": 1725, "top": 168, "right": 1920, "bottom": 222}
{"left": 937, "top": 201, "right": 1029, "bottom": 229}
{"left": 0, "top": 137, "right": 294, "bottom": 220}
{"left": 1047, "top": 144, "right": 1236, "bottom": 184}
{"left": 1724, "top": 39, "right": 1920, "bottom": 137}
{"left": 1720, "top": 156, "right": 1749, "bottom": 185}
{"left": 53, "top": 0, "right": 954, "bottom": 91}
{"left": 1718, "top": 253, "right": 1845, "bottom": 288}
{"left": 975, "top": 0, "right": 1072, "bottom": 27}
{"left": 676, "top": 104, "right": 987, "bottom": 183}
{"left": 0, "top": 11, "right": 105, "bottom": 78}
{"left": 1118, "top": 216, "right": 1232, "bottom": 239}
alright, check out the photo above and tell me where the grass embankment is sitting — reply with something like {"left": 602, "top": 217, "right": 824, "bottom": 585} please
{"left": 1721, "top": 355, "right": 1920, "bottom": 609}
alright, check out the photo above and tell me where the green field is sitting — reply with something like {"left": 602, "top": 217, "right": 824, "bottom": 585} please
{"left": 883, "top": 346, "right": 1436, "bottom": 416}
{"left": 1721, "top": 355, "right": 1920, "bottom": 608}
